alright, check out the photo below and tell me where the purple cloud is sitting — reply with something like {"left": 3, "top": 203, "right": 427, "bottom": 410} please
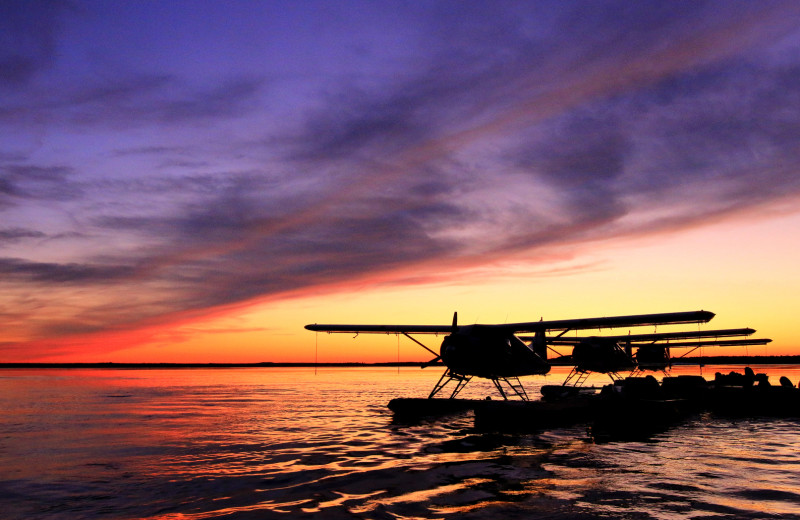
{"left": 0, "top": 0, "right": 72, "bottom": 86}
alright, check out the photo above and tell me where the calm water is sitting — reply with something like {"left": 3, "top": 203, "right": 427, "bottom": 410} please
{"left": 2, "top": 366, "right": 800, "bottom": 519}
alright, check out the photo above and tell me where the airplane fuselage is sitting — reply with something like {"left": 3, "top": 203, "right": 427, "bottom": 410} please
{"left": 440, "top": 325, "right": 550, "bottom": 378}
{"left": 571, "top": 337, "right": 635, "bottom": 373}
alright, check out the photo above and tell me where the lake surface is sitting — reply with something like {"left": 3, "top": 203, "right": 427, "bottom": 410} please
{"left": 2, "top": 366, "right": 800, "bottom": 519}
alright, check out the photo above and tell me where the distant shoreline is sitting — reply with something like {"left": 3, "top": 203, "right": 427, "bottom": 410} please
{"left": 0, "top": 361, "right": 432, "bottom": 369}
{"left": 2, "top": 356, "right": 800, "bottom": 369}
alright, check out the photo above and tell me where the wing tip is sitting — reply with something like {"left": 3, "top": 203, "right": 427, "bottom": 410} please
{"left": 698, "top": 310, "right": 715, "bottom": 322}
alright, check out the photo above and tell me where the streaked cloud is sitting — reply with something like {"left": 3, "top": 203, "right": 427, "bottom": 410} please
{"left": 2, "top": 0, "right": 800, "bottom": 358}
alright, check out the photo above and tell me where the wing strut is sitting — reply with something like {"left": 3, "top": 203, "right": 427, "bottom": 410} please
{"left": 402, "top": 333, "right": 438, "bottom": 357}
{"left": 401, "top": 332, "right": 442, "bottom": 368}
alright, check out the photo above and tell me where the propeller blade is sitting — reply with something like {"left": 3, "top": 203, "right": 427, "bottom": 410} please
{"left": 452, "top": 311, "right": 458, "bottom": 332}
{"left": 421, "top": 356, "right": 441, "bottom": 369}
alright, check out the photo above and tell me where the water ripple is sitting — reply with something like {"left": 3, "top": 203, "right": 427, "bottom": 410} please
{"left": 3, "top": 367, "right": 800, "bottom": 519}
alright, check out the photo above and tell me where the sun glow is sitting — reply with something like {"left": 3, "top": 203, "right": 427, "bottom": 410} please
{"left": 28, "top": 208, "right": 792, "bottom": 363}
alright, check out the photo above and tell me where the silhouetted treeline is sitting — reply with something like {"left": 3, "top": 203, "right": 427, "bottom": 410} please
{"left": 2, "top": 357, "right": 799, "bottom": 369}
{"left": 0, "top": 361, "right": 444, "bottom": 369}
{"left": 672, "top": 355, "right": 800, "bottom": 366}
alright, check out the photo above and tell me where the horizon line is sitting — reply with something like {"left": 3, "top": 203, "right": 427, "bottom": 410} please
{"left": 3, "top": 356, "right": 800, "bottom": 369}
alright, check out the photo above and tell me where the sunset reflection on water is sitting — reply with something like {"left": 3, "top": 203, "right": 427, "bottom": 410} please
{"left": 2, "top": 366, "right": 800, "bottom": 519}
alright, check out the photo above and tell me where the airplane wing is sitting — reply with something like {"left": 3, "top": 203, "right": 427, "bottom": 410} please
{"left": 668, "top": 338, "right": 772, "bottom": 358}
{"left": 541, "top": 328, "right": 755, "bottom": 345}
{"left": 655, "top": 338, "right": 772, "bottom": 348}
{"left": 305, "top": 323, "right": 452, "bottom": 334}
{"left": 501, "top": 310, "right": 715, "bottom": 334}
{"left": 306, "top": 310, "right": 715, "bottom": 335}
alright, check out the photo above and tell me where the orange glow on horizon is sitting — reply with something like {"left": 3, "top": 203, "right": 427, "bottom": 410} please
{"left": 8, "top": 208, "right": 800, "bottom": 363}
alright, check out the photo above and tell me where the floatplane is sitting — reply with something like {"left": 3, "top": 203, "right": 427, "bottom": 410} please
{"left": 306, "top": 311, "right": 791, "bottom": 436}
{"left": 305, "top": 310, "right": 771, "bottom": 402}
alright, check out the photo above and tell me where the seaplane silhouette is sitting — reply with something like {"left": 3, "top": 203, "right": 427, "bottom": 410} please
{"left": 306, "top": 310, "right": 771, "bottom": 400}
{"left": 542, "top": 327, "right": 771, "bottom": 386}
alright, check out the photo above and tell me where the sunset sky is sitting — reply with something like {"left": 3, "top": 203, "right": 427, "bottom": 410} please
{"left": 2, "top": 1, "right": 800, "bottom": 363}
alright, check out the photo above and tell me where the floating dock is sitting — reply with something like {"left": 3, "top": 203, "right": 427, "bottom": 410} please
{"left": 473, "top": 396, "right": 597, "bottom": 431}
{"left": 388, "top": 397, "right": 477, "bottom": 418}
{"left": 388, "top": 370, "right": 800, "bottom": 435}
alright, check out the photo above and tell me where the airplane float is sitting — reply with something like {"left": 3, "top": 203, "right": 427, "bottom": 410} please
{"left": 305, "top": 310, "right": 771, "bottom": 401}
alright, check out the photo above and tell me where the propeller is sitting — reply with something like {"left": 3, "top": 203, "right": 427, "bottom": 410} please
{"left": 421, "top": 311, "right": 457, "bottom": 369}
{"left": 421, "top": 356, "right": 441, "bottom": 369}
